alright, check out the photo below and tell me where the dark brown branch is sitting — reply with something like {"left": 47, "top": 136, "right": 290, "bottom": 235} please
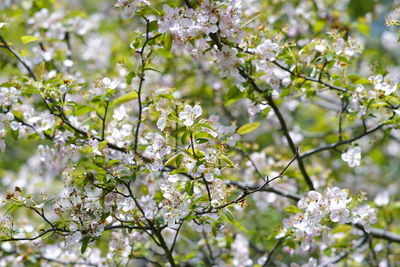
{"left": 263, "top": 238, "right": 285, "bottom": 267}
{"left": 169, "top": 219, "right": 184, "bottom": 253}
{"left": 197, "top": 154, "right": 297, "bottom": 214}
{"left": 238, "top": 67, "right": 315, "bottom": 189}
{"left": 0, "top": 228, "right": 65, "bottom": 242}
{"left": 0, "top": 35, "right": 37, "bottom": 81}
{"left": 270, "top": 60, "right": 348, "bottom": 93}
{"left": 319, "top": 234, "right": 369, "bottom": 267}
{"left": 300, "top": 120, "right": 389, "bottom": 159}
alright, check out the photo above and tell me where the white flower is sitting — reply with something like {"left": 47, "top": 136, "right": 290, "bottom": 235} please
{"left": 298, "top": 191, "right": 326, "bottom": 216}
{"left": 193, "top": 222, "right": 212, "bottom": 232}
{"left": 179, "top": 104, "right": 202, "bottom": 126}
{"left": 157, "top": 111, "right": 167, "bottom": 131}
{"left": 255, "top": 39, "right": 280, "bottom": 61}
{"left": 120, "top": 0, "right": 149, "bottom": 20}
{"left": 281, "top": 187, "right": 376, "bottom": 247}
{"left": 167, "top": 174, "right": 180, "bottom": 183}
{"left": 315, "top": 40, "right": 328, "bottom": 53}
{"left": 102, "top": 77, "right": 119, "bottom": 90}
{"left": 335, "top": 38, "right": 345, "bottom": 55}
{"left": 113, "top": 105, "right": 128, "bottom": 121}
{"left": 232, "top": 234, "right": 253, "bottom": 266}
{"left": 356, "top": 84, "right": 364, "bottom": 93}
{"left": 215, "top": 45, "right": 242, "bottom": 78}
{"left": 143, "top": 200, "right": 157, "bottom": 220}
{"left": 0, "top": 87, "right": 20, "bottom": 107}
{"left": 352, "top": 205, "right": 377, "bottom": 233}
{"left": 342, "top": 146, "right": 361, "bottom": 167}
{"left": 374, "top": 191, "right": 390, "bottom": 207}
{"left": 369, "top": 74, "right": 399, "bottom": 95}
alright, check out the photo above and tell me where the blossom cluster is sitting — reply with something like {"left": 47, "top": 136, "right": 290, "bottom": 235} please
{"left": 278, "top": 187, "right": 377, "bottom": 250}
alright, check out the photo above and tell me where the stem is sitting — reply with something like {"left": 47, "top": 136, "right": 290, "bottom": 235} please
{"left": 0, "top": 35, "right": 37, "bottom": 81}
{"left": 263, "top": 238, "right": 284, "bottom": 267}
{"left": 265, "top": 94, "right": 315, "bottom": 190}
{"left": 101, "top": 101, "right": 109, "bottom": 140}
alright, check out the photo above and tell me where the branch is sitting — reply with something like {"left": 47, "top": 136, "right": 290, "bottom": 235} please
{"left": 318, "top": 234, "right": 369, "bottom": 267}
{"left": 263, "top": 238, "right": 285, "bottom": 267}
{"left": 197, "top": 154, "right": 297, "bottom": 214}
{"left": 0, "top": 228, "right": 65, "bottom": 243}
{"left": 227, "top": 180, "right": 302, "bottom": 201}
{"left": 0, "top": 35, "right": 37, "bottom": 81}
{"left": 133, "top": 18, "right": 161, "bottom": 154}
{"left": 238, "top": 67, "right": 315, "bottom": 189}
{"left": 169, "top": 219, "right": 184, "bottom": 253}
{"left": 270, "top": 60, "right": 348, "bottom": 93}
{"left": 300, "top": 120, "right": 389, "bottom": 159}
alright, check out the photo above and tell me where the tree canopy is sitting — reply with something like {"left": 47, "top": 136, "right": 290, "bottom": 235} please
{"left": 0, "top": 0, "right": 400, "bottom": 266}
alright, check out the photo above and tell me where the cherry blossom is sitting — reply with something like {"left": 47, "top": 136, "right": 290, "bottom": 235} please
{"left": 179, "top": 104, "right": 202, "bottom": 127}
{"left": 342, "top": 146, "right": 362, "bottom": 167}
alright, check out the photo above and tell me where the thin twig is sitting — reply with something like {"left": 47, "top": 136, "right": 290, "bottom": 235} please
{"left": 0, "top": 35, "right": 37, "bottom": 81}
{"left": 263, "top": 238, "right": 285, "bottom": 267}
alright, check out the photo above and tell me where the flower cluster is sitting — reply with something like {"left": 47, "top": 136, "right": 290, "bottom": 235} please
{"left": 278, "top": 187, "right": 377, "bottom": 250}
{"left": 369, "top": 74, "right": 399, "bottom": 95}
{"left": 159, "top": 1, "right": 245, "bottom": 82}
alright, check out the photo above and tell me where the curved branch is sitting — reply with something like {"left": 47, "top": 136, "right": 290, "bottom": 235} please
{"left": 300, "top": 120, "right": 389, "bottom": 159}
{"left": 238, "top": 67, "right": 315, "bottom": 190}
{"left": 0, "top": 35, "right": 37, "bottom": 81}
{"left": 270, "top": 60, "right": 348, "bottom": 93}
{"left": 196, "top": 155, "right": 297, "bottom": 215}
{"left": 0, "top": 228, "right": 65, "bottom": 243}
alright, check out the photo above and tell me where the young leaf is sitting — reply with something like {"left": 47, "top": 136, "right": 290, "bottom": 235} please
{"left": 21, "top": 35, "right": 39, "bottom": 44}
{"left": 111, "top": 91, "right": 138, "bottom": 106}
{"left": 236, "top": 122, "right": 261, "bottom": 135}
{"left": 185, "top": 181, "right": 194, "bottom": 196}
{"left": 223, "top": 210, "right": 234, "bottom": 222}
{"left": 164, "top": 33, "right": 173, "bottom": 51}
{"left": 80, "top": 236, "right": 90, "bottom": 254}
{"left": 284, "top": 205, "right": 302, "bottom": 214}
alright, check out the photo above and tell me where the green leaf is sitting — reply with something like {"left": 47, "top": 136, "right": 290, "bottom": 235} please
{"left": 80, "top": 236, "right": 90, "bottom": 254}
{"left": 236, "top": 122, "right": 261, "bottom": 135}
{"left": 170, "top": 167, "right": 188, "bottom": 175}
{"left": 111, "top": 91, "right": 138, "bottom": 106}
{"left": 34, "top": 62, "right": 45, "bottom": 81}
{"left": 195, "top": 131, "right": 216, "bottom": 140}
{"left": 223, "top": 210, "right": 234, "bottom": 222}
{"left": 313, "top": 20, "right": 325, "bottom": 32}
{"left": 164, "top": 33, "right": 173, "bottom": 51}
{"left": 196, "top": 138, "right": 209, "bottom": 144}
{"left": 21, "top": 35, "right": 39, "bottom": 44}
{"left": 284, "top": 205, "right": 302, "bottom": 214}
{"left": 220, "top": 155, "right": 235, "bottom": 167}
{"left": 156, "top": 48, "right": 173, "bottom": 59}
{"left": 106, "top": 159, "right": 120, "bottom": 167}
{"left": 185, "top": 181, "right": 194, "bottom": 196}
{"left": 165, "top": 154, "right": 183, "bottom": 167}
{"left": 126, "top": 72, "right": 136, "bottom": 85}
{"left": 331, "top": 224, "right": 352, "bottom": 234}
{"left": 225, "top": 86, "right": 245, "bottom": 106}
{"left": 148, "top": 20, "right": 158, "bottom": 32}
{"left": 129, "top": 173, "right": 136, "bottom": 182}
{"left": 98, "top": 140, "right": 108, "bottom": 151}
{"left": 74, "top": 105, "right": 95, "bottom": 116}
